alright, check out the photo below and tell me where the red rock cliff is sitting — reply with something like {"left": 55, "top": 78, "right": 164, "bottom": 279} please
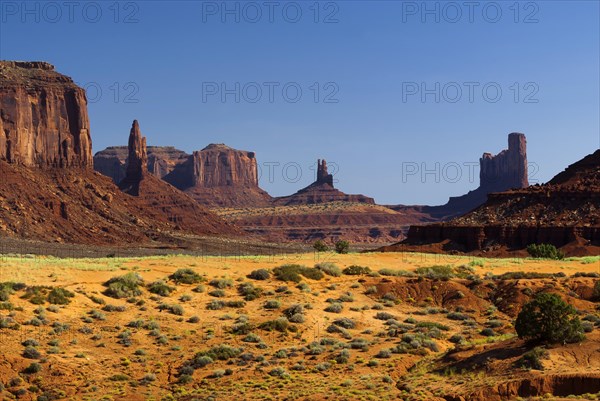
{"left": 0, "top": 61, "right": 92, "bottom": 168}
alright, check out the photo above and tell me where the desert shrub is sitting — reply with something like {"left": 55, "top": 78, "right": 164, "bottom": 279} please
{"left": 192, "top": 284, "right": 205, "bottom": 293}
{"left": 305, "top": 342, "right": 325, "bottom": 355}
{"left": 158, "top": 303, "right": 184, "bottom": 315}
{"left": 148, "top": 280, "right": 175, "bottom": 297}
{"left": 315, "top": 262, "right": 342, "bottom": 277}
{"left": 104, "top": 273, "right": 143, "bottom": 299}
{"left": 259, "top": 317, "right": 289, "bottom": 332}
{"left": 416, "top": 321, "right": 449, "bottom": 331}
{"left": 206, "top": 300, "right": 225, "bottom": 310}
{"left": 188, "top": 315, "right": 200, "bottom": 323}
{"left": 335, "top": 240, "right": 350, "bottom": 254}
{"left": 248, "top": 269, "right": 270, "bottom": 280}
{"left": 480, "top": 328, "right": 496, "bottom": 337}
{"left": 269, "top": 367, "right": 289, "bottom": 378}
{"left": 89, "top": 309, "right": 106, "bottom": 321}
{"left": 23, "top": 346, "right": 41, "bottom": 359}
{"left": 332, "top": 317, "right": 356, "bottom": 329}
{"left": 573, "top": 272, "right": 600, "bottom": 278}
{"left": 21, "top": 286, "right": 51, "bottom": 304}
{"left": 194, "top": 345, "right": 242, "bottom": 362}
{"left": 325, "top": 302, "right": 343, "bottom": 313}
{"left": 209, "top": 278, "right": 234, "bottom": 289}
{"left": 449, "top": 334, "right": 465, "bottom": 344}
{"left": 516, "top": 347, "right": 548, "bottom": 370}
{"left": 375, "top": 311, "right": 396, "bottom": 320}
{"left": 378, "top": 268, "right": 414, "bottom": 277}
{"left": 102, "top": 304, "right": 126, "bottom": 312}
{"left": 516, "top": 292, "right": 584, "bottom": 344}
{"left": 225, "top": 300, "right": 245, "bottom": 308}
{"left": 342, "top": 265, "right": 371, "bottom": 276}
{"left": 376, "top": 349, "right": 392, "bottom": 358}
{"left": 447, "top": 312, "right": 469, "bottom": 321}
{"left": 264, "top": 300, "right": 281, "bottom": 310}
{"left": 527, "top": 243, "right": 564, "bottom": 260}
{"left": 335, "top": 349, "right": 350, "bottom": 364}
{"left": 494, "top": 271, "right": 562, "bottom": 280}
{"left": 273, "top": 264, "right": 323, "bottom": 283}
{"left": 0, "top": 282, "right": 25, "bottom": 301}
{"left": 23, "top": 362, "right": 42, "bottom": 374}
{"left": 283, "top": 304, "right": 305, "bottom": 321}
{"left": 180, "top": 294, "right": 192, "bottom": 302}
{"left": 313, "top": 240, "right": 329, "bottom": 252}
{"left": 208, "top": 289, "right": 226, "bottom": 298}
{"left": 238, "top": 282, "right": 263, "bottom": 301}
{"left": 190, "top": 355, "right": 213, "bottom": 369}
{"left": 415, "top": 265, "right": 455, "bottom": 280}
{"left": 22, "top": 339, "right": 39, "bottom": 347}
{"left": 46, "top": 288, "right": 74, "bottom": 305}
{"left": 242, "top": 333, "right": 262, "bottom": 343}
{"left": 169, "top": 268, "right": 203, "bottom": 284}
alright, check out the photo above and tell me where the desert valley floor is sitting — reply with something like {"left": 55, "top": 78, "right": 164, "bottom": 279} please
{"left": 0, "top": 251, "right": 599, "bottom": 400}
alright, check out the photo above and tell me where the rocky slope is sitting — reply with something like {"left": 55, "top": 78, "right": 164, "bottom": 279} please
{"left": 0, "top": 61, "right": 92, "bottom": 168}
{"left": 385, "top": 149, "right": 600, "bottom": 256}
{"left": 274, "top": 159, "right": 375, "bottom": 206}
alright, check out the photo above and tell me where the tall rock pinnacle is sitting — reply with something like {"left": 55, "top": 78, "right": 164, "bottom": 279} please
{"left": 125, "top": 120, "right": 148, "bottom": 182}
{"left": 316, "top": 159, "right": 334, "bottom": 186}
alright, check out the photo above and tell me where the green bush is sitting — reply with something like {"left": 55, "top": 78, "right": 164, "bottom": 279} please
{"left": 342, "top": 265, "right": 371, "bottom": 275}
{"left": 169, "top": 269, "right": 203, "bottom": 284}
{"left": 527, "top": 243, "right": 565, "bottom": 260}
{"left": 315, "top": 262, "right": 342, "bottom": 277}
{"left": 335, "top": 240, "right": 350, "bottom": 254}
{"left": 238, "top": 282, "right": 263, "bottom": 301}
{"left": 41, "top": 287, "right": 74, "bottom": 305}
{"left": 104, "top": 273, "right": 143, "bottom": 299}
{"left": 273, "top": 265, "right": 323, "bottom": 283}
{"left": 515, "top": 292, "right": 584, "bottom": 344}
{"left": 248, "top": 269, "right": 270, "bottom": 280}
{"left": 378, "top": 268, "right": 414, "bottom": 277}
{"left": 194, "top": 345, "right": 242, "bottom": 361}
{"left": 259, "top": 317, "right": 289, "bottom": 332}
{"left": 516, "top": 347, "right": 548, "bottom": 370}
{"left": 415, "top": 265, "right": 455, "bottom": 280}
{"left": 158, "top": 303, "right": 184, "bottom": 315}
{"left": 209, "top": 278, "right": 234, "bottom": 289}
{"left": 23, "top": 362, "right": 42, "bottom": 374}
{"left": 148, "top": 281, "right": 175, "bottom": 296}
{"left": 313, "top": 240, "right": 329, "bottom": 252}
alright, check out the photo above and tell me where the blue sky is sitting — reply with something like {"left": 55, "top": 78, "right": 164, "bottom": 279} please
{"left": 1, "top": 1, "right": 598, "bottom": 204}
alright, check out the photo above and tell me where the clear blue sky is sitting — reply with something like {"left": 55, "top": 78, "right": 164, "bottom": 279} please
{"left": 1, "top": 1, "right": 598, "bottom": 205}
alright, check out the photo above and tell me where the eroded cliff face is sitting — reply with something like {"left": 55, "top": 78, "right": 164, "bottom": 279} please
{"left": 162, "top": 144, "right": 260, "bottom": 189}
{"left": 0, "top": 61, "right": 92, "bottom": 168}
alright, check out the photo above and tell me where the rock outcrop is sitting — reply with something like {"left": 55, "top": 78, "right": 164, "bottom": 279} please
{"left": 273, "top": 159, "right": 375, "bottom": 206}
{"left": 0, "top": 61, "right": 92, "bottom": 168}
{"left": 94, "top": 146, "right": 189, "bottom": 183}
{"left": 96, "top": 142, "right": 272, "bottom": 207}
{"left": 390, "top": 133, "right": 529, "bottom": 220}
{"left": 117, "top": 121, "right": 238, "bottom": 234}
{"left": 383, "top": 149, "right": 600, "bottom": 256}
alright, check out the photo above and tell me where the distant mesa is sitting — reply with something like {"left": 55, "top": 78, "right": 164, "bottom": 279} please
{"left": 95, "top": 141, "right": 272, "bottom": 208}
{"left": 273, "top": 159, "right": 375, "bottom": 206}
{"left": 381, "top": 148, "right": 600, "bottom": 256}
{"left": 390, "top": 133, "right": 529, "bottom": 220}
